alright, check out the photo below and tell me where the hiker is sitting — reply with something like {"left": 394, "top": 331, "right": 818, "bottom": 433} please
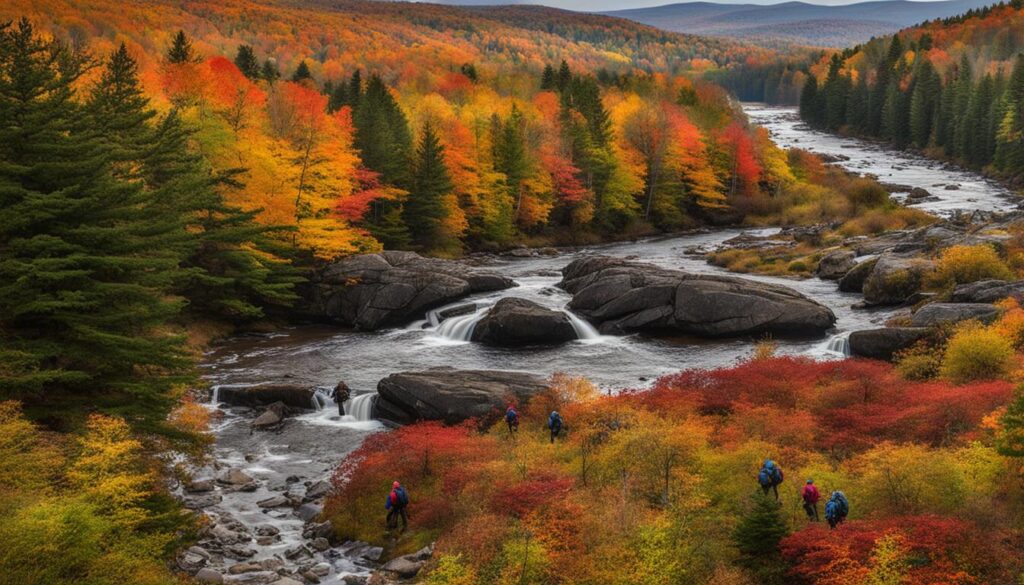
{"left": 332, "top": 382, "right": 351, "bottom": 416}
{"left": 505, "top": 403, "right": 519, "bottom": 434}
{"left": 758, "top": 459, "right": 784, "bottom": 500}
{"left": 824, "top": 490, "right": 849, "bottom": 529}
{"left": 548, "top": 410, "right": 563, "bottom": 443}
{"left": 385, "top": 481, "right": 409, "bottom": 531}
{"left": 801, "top": 479, "right": 820, "bottom": 521}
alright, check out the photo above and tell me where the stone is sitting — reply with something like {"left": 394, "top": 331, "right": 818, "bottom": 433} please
{"left": 257, "top": 495, "right": 290, "bottom": 508}
{"left": 436, "top": 303, "right": 477, "bottom": 321}
{"left": 295, "top": 502, "right": 323, "bottom": 522}
{"left": 311, "top": 537, "right": 331, "bottom": 551}
{"left": 304, "top": 251, "right": 515, "bottom": 330}
{"left": 195, "top": 568, "right": 224, "bottom": 584}
{"left": 849, "top": 327, "right": 933, "bottom": 360}
{"left": 270, "top": 578, "right": 305, "bottom": 585}
{"left": 559, "top": 256, "right": 836, "bottom": 337}
{"left": 303, "top": 521, "right": 334, "bottom": 540}
{"left": 907, "top": 187, "right": 932, "bottom": 199}
{"left": 226, "top": 545, "right": 256, "bottom": 559}
{"left": 304, "top": 479, "right": 331, "bottom": 500}
{"left": 255, "top": 524, "right": 280, "bottom": 537}
{"left": 228, "top": 563, "right": 262, "bottom": 574}
{"left": 183, "top": 494, "right": 222, "bottom": 509}
{"left": 910, "top": 303, "right": 999, "bottom": 327}
{"left": 470, "top": 297, "right": 578, "bottom": 346}
{"left": 862, "top": 254, "right": 934, "bottom": 305}
{"left": 951, "top": 279, "right": 1024, "bottom": 303}
{"left": 252, "top": 402, "right": 287, "bottom": 429}
{"left": 375, "top": 367, "right": 548, "bottom": 425}
{"left": 381, "top": 556, "right": 426, "bottom": 578}
{"left": 302, "top": 571, "right": 322, "bottom": 583}
{"left": 216, "top": 384, "right": 315, "bottom": 410}
{"left": 838, "top": 257, "right": 877, "bottom": 293}
{"left": 815, "top": 250, "right": 856, "bottom": 280}
{"left": 186, "top": 478, "right": 216, "bottom": 493}
{"left": 211, "top": 524, "right": 244, "bottom": 544}
{"left": 343, "top": 577, "right": 368, "bottom": 585}
{"left": 217, "top": 468, "right": 254, "bottom": 486}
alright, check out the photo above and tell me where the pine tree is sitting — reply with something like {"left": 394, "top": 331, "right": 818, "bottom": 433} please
{"left": 823, "top": 55, "right": 849, "bottom": 130}
{"left": 732, "top": 491, "right": 789, "bottom": 583}
{"left": 909, "top": 59, "right": 941, "bottom": 148}
{"left": 261, "top": 59, "right": 280, "bottom": 84}
{"left": 292, "top": 60, "right": 312, "bottom": 83}
{"left": 799, "top": 74, "right": 820, "bottom": 125}
{"left": 996, "top": 55, "right": 1024, "bottom": 176}
{"left": 540, "top": 63, "right": 556, "bottom": 90}
{"left": 492, "top": 105, "right": 530, "bottom": 213}
{"left": 348, "top": 69, "right": 363, "bottom": 108}
{"left": 0, "top": 20, "right": 189, "bottom": 404}
{"left": 847, "top": 76, "right": 870, "bottom": 132}
{"left": 89, "top": 43, "right": 155, "bottom": 166}
{"left": 404, "top": 122, "right": 453, "bottom": 250}
{"left": 167, "top": 29, "right": 197, "bottom": 64}
{"left": 556, "top": 59, "right": 572, "bottom": 92}
{"left": 353, "top": 74, "right": 412, "bottom": 187}
{"left": 234, "top": 44, "right": 260, "bottom": 79}
{"left": 997, "top": 385, "right": 1024, "bottom": 457}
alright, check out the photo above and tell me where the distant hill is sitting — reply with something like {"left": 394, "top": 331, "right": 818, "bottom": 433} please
{"left": 604, "top": 0, "right": 998, "bottom": 47}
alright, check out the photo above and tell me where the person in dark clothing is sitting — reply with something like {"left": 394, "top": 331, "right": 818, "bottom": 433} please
{"left": 385, "top": 481, "right": 409, "bottom": 531}
{"left": 757, "top": 459, "right": 784, "bottom": 500}
{"left": 505, "top": 403, "right": 519, "bottom": 435}
{"left": 801, "top": 479, "right": 821, "bottom": 521}
{"left": 332, "top": 382, "right": 351, "bottom": 416}
{"left": 825, "top": 491, "right": 849, "bottom": 529}
{"left": 548, "top": 410, "right": 563, "bottom": 443}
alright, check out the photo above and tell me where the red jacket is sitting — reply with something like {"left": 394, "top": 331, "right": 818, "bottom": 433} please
{"left": 802, "top": 484, "right": 820, "bottom": 504}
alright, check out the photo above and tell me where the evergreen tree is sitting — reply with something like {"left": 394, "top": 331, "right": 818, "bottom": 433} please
{"left": 952, "top": 55, "right": 974, "bottom": 159}
{"left": 89, "top": 43, "right": 155, "bottom": 166}
{"left": 261, "top": 58, "right": 280, "bottom": 85}
{"left": 404, "top": 122, "right": 453, "bottom": 250}
{"left": 996, "top": 55, "right": 1024, "bottom": 176}
{"left": 556, "top": 59, "right": 572, "bottom": 92}
{"left": 492, "top": 105, "right": 530, "bottom": 213}
{"left": 540, "top": 63, "right": 556, "bottom": 90}
{"left": 292, "top": 60, "right": 312, "bottom": 82}
{"left": 823, "top": 55, "right": 849, "bottom": 130}
{"left": 348, "top": 69, "right": 363, "bottom": 108}
{"left": 997, "top": 385, "right": 1024, "bottom": 458}
{"left": 328, "top": 82, "right": 349, "bottom": 113}
{"left": 909, "top": 59, "right": 941, "bottom": 148}
{"left": 799, "top": 74, "right": 820, "bottom": 125}
{"left": 732, "top": 491, "right": 789, "bottom": 583}
{"left": 0, "top": 20, "right": 189, "bottom": 404}
{"left": 167, "top": 29, "right": 197, "bottom": 64}
{"left": 847, "top": 76, "right": 870, "bottom": 132}
{"left": 234, "top": 44, "right": 260, "bottom": 79}
{"left": 353, "top": 74, "right": 412, "bottom": 187}
{"left": 459, "top": 62, "right": 478, "bottom": 82}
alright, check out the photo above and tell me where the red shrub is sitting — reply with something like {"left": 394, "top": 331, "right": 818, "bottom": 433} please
{"left": 491, "top": 475, "right": 574, "bottom": 518}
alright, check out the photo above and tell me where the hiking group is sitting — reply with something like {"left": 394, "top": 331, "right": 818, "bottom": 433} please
{"left": 758, "top": 459, "right": 849, "bottom": 529}
{"left": 505, "top": 404, "right": 564, "bottom": 444}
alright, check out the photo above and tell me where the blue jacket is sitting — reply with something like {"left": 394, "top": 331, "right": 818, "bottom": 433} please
{"left": 548, "top": 412, "right": 563, "bottom": 430}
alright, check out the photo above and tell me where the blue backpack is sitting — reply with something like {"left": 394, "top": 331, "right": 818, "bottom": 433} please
{"left": 759, "top": 460, "right": 781, "bottom": 486}
{"left": 506, "top": 408, "right": 518, "bottom": 423}
{"left": 832, "top": 491, "right": 849, "bottom": 516}
{"left": 825, "top": 500, "right": 838, "bottom": 521}
{"left": 549, "top": 412, "right": 563, "bottom": 430}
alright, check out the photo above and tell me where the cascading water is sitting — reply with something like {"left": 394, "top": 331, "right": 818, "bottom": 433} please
{"left": 435, "top": 307, "right": 489, "bottom": 341}
{"left": 564, "top": 310, "right": 601, "bottom": 341}
{"left": 344, "top": 392, "right": 377, "bottom": 421}
{"left": 825, "top": 332, "right": 852, "bottom": 357}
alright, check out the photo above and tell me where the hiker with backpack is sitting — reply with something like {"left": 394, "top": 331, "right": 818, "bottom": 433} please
{"left": 824, "top": 491, "right": 849, "bottom": 529}
{"left": 385, "top": 481, "right": 410, "bottom": 531}
{"left": 548, "top": 410, "right": 564, "bottom": 443}
{"left": 757, "top": 459, "right": 784, "bottom": 500}
{"left": 505, "top": 403, "right": 519, "bottom": 435}
{"left": 801, "top": 479, "right": 821, "bottom": 521}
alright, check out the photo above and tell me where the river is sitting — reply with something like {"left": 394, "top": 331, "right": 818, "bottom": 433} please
{"left": 190, "top": 104, "right": 1018, "bottom": 584}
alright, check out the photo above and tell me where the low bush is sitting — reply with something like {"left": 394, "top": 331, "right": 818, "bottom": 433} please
{"left": 940, "top": 322, "right": 1015, "bottom": 384}
{"left": 930, "top": 244, "right": 1013, "bottom": 289}
{"left": 894, "top": 341, "right": 943, "bottom": 380}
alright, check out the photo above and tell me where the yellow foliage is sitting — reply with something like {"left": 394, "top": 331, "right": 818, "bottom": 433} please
{"left": 930, "top": 244, "right": 1013, "bottom": 288}
{"left": 939, "top": 322, "right": 1015, "bottom": 384}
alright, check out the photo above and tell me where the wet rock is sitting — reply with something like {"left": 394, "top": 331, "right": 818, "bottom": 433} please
{"left": 436, "top": 303, "right": 477, "bottom": 321}
{"left": 849, "top": 327, "right": 933, "bottom": 360}
{"left": 340, "top": 541, "right": 384, "bottom": 562}
{"left": 470, "top": 297, "right": 577, "bottom": 347}
{"left": 332, "top": 381, "right": 351, "bottom": 407}
{"left": 559, "top": 256, "right": 836, "bottom": 337}
{"left": 218, "top": 469, "right": 255, "bottom": 487}
{"left": 375, "top": 367, "right": 548, "bottom": 425}
{"left": 270, "top": 578, "right": 304, "bottom": 585}
{"left": 211, "top": 524, "right": 246, "bottom": 544}
{"left": 228, "top": 562, "right": 262, "bottom": 574}
{"left": 910, "top": 303, "right": 999, "bottom": 327}
{"left": 381, "top": 556, "right": 426, "bottom": 578}
{"left": 284, "top": 545, "right": 311, "bottom": 560}
{"left": 302, "top": 571, "right": 322, "bottom": 583}
{"left": 252, "top": 402, "right": 287, "bottom": 430}
{"left": 261, "top": 559, "right": 284, "bottom": 571}
{"left": 187, "top": 478, "right": 216, "bottom": 493}
{"left": 838, "top": 258, "right": 877, "bottom": 293}
{"left": 257, "top": 495, "right": 290, "bottom": 508}
{"left": 183, "top": 494, "right": 223, "bottom": 509}
{"left": 945, "top": 184, "right": 961, "bottom": 190}
{"left": 189, "top": 546, "right": 213, "bottom": 560}
{"left": 255, "top": 524, "right": 281, "bottom": 537}
{"left": 343, "top": 577, "right": 369, "bottom": 585}
{"left": 226, "top": 545, "right": 257, "bottom": 559}
{"left": 816, "top": 250, "right": 856, "bottom": 280}
{"left": 862, "top": 254, "right": 934, "bottom": 305}
{"left": 217, "top": 384, "right": 316, "bottom": 410}
{"left": 177, "top": 549, "right": 208, "bottom": 572}
{"left": 304, "top": 251, "right": 515, "bottom": 330}
{"left": 303, "top": 521, "right": 334, "bottom": 540}
{"left": 295, "top": 502, "right": 322, "bottom": 522}
{"left": 195, "top": 568, "right": 224, "bottom": 584}
{"left": 951, "top": 279, "right": 1024, "bottom": 303}
{"left": 311, "top": 537, "right": 331, "bottom": 551}
{"left": 304, "top": 479, "right": 332, "bottom": 500}
{"left": 907, "top": 187, "right": 932, "bottom": 199}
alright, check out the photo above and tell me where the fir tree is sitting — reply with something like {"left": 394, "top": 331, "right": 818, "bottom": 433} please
{"left": 556, "top": 59, "right": 572, "bottom": 92}
{"left": 404, "top": 122, "right": 453, "bottom": 250}
{"left": 0, "top": 20, "right": 189, "bottom": 404}
{"left": 167, "top": 29, "right": 197, "bottom": 64}
{"left": 261, "top": 59, "right": 280, "bottom": 84}
{"left": 353, "top": 74, "right": 412, "bottom": 187}
{"left": 492, "top": 105, "right": 530, "bottom": 212}
{"left": 348, "top": 69, "right": 363, "bottom": 107}
{"left": 292, "top": 60, "right": 312, "bottom": 82}
{"left": 997, "top": 385, "right": 1024, "bottom": 457}
{"left": 799, "top": 74, "right": 820, "bottom": 125}
{"left": 89, "top": 43, "right": 155, "bottom": 166}
{"left": 540, "top": 63, "right": 556, "bottom": 90}
{"left": 732, "top": 491, "right": 789, "bottom": 583}
{"left": 234, "top": 44, "right": 260, "bottom": 79}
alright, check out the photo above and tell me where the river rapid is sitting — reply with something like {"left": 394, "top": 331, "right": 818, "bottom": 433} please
{"left": 190, "top": 104, "right": 1019, "bottom": 584}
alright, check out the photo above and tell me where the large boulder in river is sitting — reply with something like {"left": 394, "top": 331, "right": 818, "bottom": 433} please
{"left": 375, "top": 367, "right": 548, "bottom": 425}
{"left": 838, "top": 257, "right": 877, "bottom": 293}
{"left": 557, "top": 256, "right": 835, "bottom": 337}
{"left": 862, "top": 254, "right": 934, "bottom": 305}
{"left": 470, "top": 298, "right": 577, "bottom": 347}
{"left": 816, "top": 250, "right": 856, "bottom": 280}
{"left": 910, "top": 303, "right": 999, "bottom": 327}
{"left": 951, "top": 279, "right": 1024, "bottom": 303}
{"left": 304, "top": 251, "right": 515, "bottom": 330}
{"left": 849, "top": 327, "right": 933, "bottom": 360}
{"left": 216, "top": 384, "right": 316, "bottom": 410}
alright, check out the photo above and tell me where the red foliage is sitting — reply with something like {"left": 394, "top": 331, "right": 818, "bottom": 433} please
{"left": 780, "top": 516, "right": 1016, "bottom": 584}
{"left": 640, "top": 357, "right": 1012, "bottom": 451}
{"left": 541, "top": 151, "right": 590, "bottom": 205}
{"left": 719, "top": 121, "right": 763, "bottom": 197}
{"left": 337, "top": 166, "right": 400, "bottom": 222}
{"left": 491, "top": 474, "right": 574, "bottom": 518}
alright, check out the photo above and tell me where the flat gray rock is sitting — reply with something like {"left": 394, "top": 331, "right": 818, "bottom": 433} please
{"left": 470, "top": 298, "right": 577, "bottom": 346}
{"left": 910, "top": 303, "right": 999, "bottom": 327}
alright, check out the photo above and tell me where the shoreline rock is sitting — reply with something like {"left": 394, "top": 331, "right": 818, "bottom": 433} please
{"left": 470, "top": 298, "right": 577, "bottom": 346}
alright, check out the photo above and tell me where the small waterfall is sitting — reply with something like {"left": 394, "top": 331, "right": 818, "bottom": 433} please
{"left": 826, "top": 332, "right": 851, "bottom": 357}
{"left": 210, "top": 385, "right": 220, "bottom": 404}
{"left": 563, "top": 310, "right": 601, "bottom": 341}
{"left": 344, "top": 393, "right": 377, "bottom": 421}
{"left": 435, "top": 308, "right": 488, "bottom": 342}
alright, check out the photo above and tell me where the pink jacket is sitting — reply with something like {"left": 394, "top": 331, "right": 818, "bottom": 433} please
{"left": 802, "top": 484, "right": 820, "bottom": 504}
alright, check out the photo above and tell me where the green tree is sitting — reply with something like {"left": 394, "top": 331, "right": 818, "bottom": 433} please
{"left": 292, "top": 60, "right": 312, "bottom": 82}
{"left": 166, "top": 29, "right": 197, "bottom": 64}
{"left": 234, "top": 44, "right": 260, "bottom": 79}
{"left": 0, "top": 20, "right": 189, "bottom": 405}
{"left": 732, "top": 491, "right": 789, "bottom": 583}
{"left": 997, "top": 385, "right": 1024, "bottom": 458}
{"left": 540, "top": 63, "right": 556, "bottom": 90}
{"left": 261, "top": 58, "right": 280, "bottom": 84}
{"left": 491, "top": 105, "right": 530, "bottom": 214}
{"left": 404, "top": 122, "right": 454, "bottom": 250}
{"left": 909, "top": 59, "right": 941, "bottom": 148}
